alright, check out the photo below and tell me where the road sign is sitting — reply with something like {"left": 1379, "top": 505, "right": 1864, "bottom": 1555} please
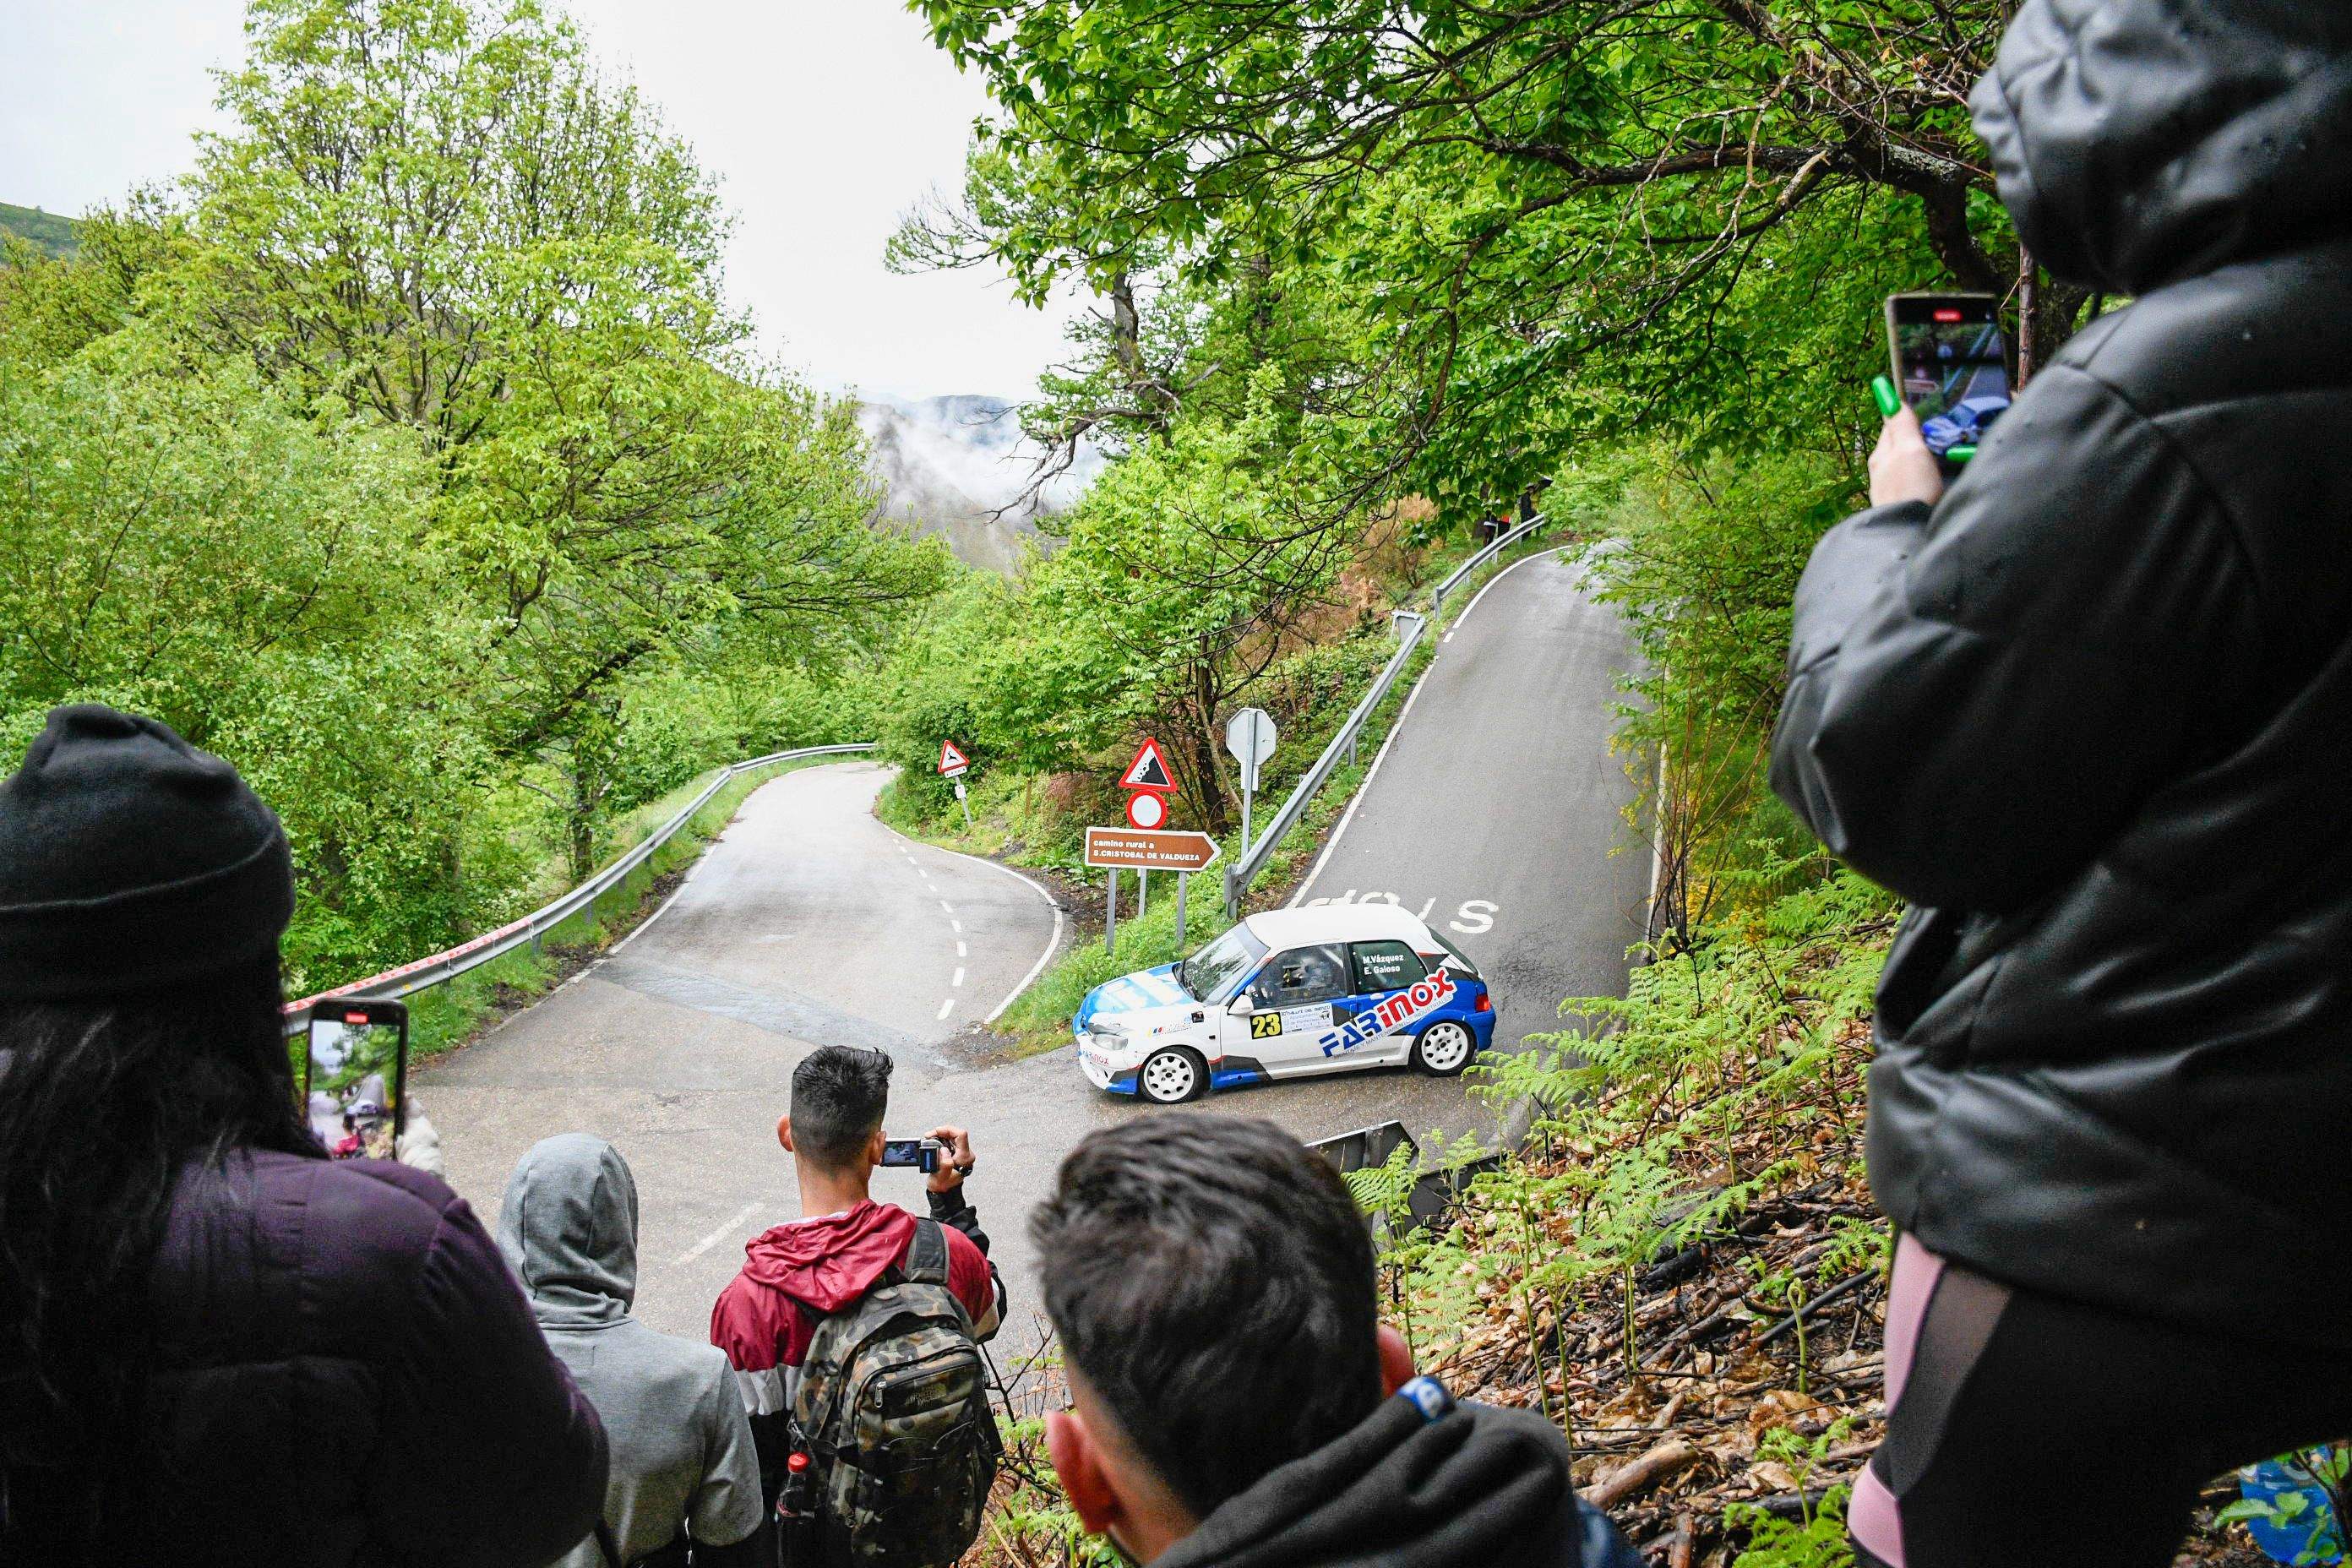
{"left": 1125, "top": 789, "right": 1168, "bottom": 830}
{"left": 1225, "top": 708, "right": 1277, "bottom": 793}
{"left": 953, "top": 780, "right": 967, "bottom": 800}
{"left": 1085, "top": 826, "right": 1221, "bottom": 873}
{"left": 938, "top": 740, "right": 970, "bottom": 776}
{"left": 1119, "top": 737, "right": 1174, "bottom": 792}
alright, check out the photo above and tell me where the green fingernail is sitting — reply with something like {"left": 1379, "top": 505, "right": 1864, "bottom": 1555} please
{"left": 1947, "top": 444, "right": 1978, "bottom": 462}
{"left": 1870, "top": 376, "right": 1902, "bottom": 418}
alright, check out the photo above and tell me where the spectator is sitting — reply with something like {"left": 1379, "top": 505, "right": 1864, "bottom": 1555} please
{"left": 499, "top": 1135, "right": 765, "bottom": 1567}
{"left": 1768, "top": 3, "right": 2352, "bottom": 1562}
{"left": 0, "top": 704, "right": 607, "bottom": 1566}
{"left": 709, "top": 1044, "right": 1002, "bottom": 1503}
{"left": 1031, "top": 1114, "right": 1639, "bottom": 1568}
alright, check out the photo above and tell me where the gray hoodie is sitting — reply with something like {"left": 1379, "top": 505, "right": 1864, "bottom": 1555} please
{"left": 498, "top": 1135, "right": 765, "bottom": 1566}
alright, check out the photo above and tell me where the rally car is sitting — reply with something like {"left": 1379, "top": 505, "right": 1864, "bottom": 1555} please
{"left": 1073, "top": 905, "right": 1495, "bottom": 1103}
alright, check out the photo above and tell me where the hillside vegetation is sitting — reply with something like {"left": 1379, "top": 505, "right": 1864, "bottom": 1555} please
{"left": 0, "top": 202, "right": 78, "bottom": 259}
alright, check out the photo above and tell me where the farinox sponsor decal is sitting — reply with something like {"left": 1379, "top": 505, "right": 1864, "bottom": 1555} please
{"left": 1317, "top": 969, "right": 1456, "bottom": 1057}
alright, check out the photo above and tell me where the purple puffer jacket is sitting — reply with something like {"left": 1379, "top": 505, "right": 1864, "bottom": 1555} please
{"left": 133, "top": 1147, "right": 608, "bottom": 1566}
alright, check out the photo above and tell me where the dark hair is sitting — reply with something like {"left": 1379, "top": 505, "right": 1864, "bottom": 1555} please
{"left": 1032, "top": 1114, "right": 1381, "bottom": 1517}
{"left": 791, "top": 1045, "right": 893, "bottom": 1172}
{"left": 0, "top": 955, "right": 313, "bottom": 1547}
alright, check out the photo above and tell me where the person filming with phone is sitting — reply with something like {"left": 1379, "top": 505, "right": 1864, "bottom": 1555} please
{"left": 0, "top": 705, "right": 607, "bottom": 1565}
{"left": 709, "top": 1043, "right": 1003, "bottom": 1567}
{"left": 1770, "top": 3, "right": 2352, "bottom": 1564}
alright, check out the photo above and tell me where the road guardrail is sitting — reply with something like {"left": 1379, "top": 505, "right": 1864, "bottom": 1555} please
{"left": 282, "top": 743, "right": 874, "bottom": 1027}
{"left": 1222, "top": 514, "right": 1554, "bottom": 917}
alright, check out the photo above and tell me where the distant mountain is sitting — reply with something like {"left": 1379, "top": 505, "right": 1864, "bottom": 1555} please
{"left": 0, "top": 202, "right": 79, "bottom": 259}
{"left": 858, "top": 395, "right": 1101, "bottom": 574}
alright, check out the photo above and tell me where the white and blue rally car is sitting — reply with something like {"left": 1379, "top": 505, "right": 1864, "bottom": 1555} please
{"left": 1073, "top": 905, "right": 1496, "bottom": 1103}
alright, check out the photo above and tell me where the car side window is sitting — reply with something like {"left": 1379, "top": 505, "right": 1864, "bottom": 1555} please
{"left": 1351, "top": 940, "right": 1427, "bottom": 994}
{"left": 1250, "top": 945, "right": 1350, "bottom": 1008}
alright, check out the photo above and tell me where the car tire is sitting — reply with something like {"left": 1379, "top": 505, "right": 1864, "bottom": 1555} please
{"left": 1138, "top": 1046, "right": 1208, "bottom": 1105}
{"left": 1412, "top": 1021, "right": 1475, "bottom": 1076}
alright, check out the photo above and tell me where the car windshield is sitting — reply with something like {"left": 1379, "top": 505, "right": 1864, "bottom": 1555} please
{"left": 1178, "top": 924, "right": 1269, "bottom": 1001}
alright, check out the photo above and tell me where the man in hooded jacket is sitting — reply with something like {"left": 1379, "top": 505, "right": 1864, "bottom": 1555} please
{"left": 499, "top": 1135, "right": 765, "bottom": 1567}
{"left": 1032, "top": 1115, "right": 1640, "bottom": 1568}
{"left": 1769, "top": 2, "right": 2352, "bottom": 1562}
{"left": 708, "top": 1045, "right": 1003, "bottom": 1509}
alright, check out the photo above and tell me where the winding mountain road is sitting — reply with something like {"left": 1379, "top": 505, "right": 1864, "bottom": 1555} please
{"left": 425, "top": 549, "right": 1643, "bottom": 1349}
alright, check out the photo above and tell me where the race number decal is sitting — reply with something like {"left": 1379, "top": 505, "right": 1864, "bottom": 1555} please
{"left": 1317, "top": 969, "right": 1456, "bottom": 1057}
{"left": 1250, "top": 1010, "right": 1282, "bottom": 1040}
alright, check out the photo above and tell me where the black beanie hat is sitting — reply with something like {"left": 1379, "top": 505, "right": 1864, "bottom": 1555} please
{"left": 0, "top": 705, "right": 294, "bottom": 1001}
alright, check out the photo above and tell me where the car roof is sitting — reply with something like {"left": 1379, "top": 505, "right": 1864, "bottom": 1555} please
{"left": 1241, "top": 903, "right": 1436, "bottom": 950}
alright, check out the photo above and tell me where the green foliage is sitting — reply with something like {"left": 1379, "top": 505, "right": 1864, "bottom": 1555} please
{"left": 0, "top": 202, "right": 79, "bottom": 259}
{"left": 2217, "top": 1446, "right": 2350, "bottom": 1567}
{"left": 0, "top": 0, "right": 939, "bottom": 994}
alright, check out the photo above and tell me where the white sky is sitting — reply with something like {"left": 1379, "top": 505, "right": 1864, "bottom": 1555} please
{"left": 0, "top": 0, "right": 1081, "bottom": 402}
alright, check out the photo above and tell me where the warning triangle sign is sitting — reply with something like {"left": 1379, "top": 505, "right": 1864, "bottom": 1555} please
{"left": 938, "top": 740, "right": 971, "bottom": 776}
{"left": 1119, "top": 737, "right": 1175, "bottom": 792}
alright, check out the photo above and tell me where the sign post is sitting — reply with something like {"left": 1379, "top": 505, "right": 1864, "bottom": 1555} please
{"left": 1106, "top": 738, "right": 1189, "bottom": 952}
{"left": 938, "top": 741, "right": 973, "bottom": 832}
{"left": 1103, "top": 868, "right": 1118, "bottom": 955}
{"left": 1224, "top": 709, "right": 1277, "bottom": 859}
{"left": 1173, "top": 871, "right": 1188, "bottom": 950}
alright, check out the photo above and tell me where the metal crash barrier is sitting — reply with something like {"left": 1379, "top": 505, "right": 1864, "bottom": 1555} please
{"left": 1307, "top": 1119, "right": 1506, "bottom": 1238}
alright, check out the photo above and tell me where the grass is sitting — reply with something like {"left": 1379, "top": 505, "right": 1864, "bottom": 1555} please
{"left": 398, "top": 754, "right": 834, "bottom": 1061}
{"left": 916, "top": 535, "right": 1571, "bottom": 1058}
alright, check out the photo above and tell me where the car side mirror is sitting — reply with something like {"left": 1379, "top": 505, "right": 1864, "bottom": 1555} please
{"left": 1228, "top": 994, "right": 1255, "bottom": 1016}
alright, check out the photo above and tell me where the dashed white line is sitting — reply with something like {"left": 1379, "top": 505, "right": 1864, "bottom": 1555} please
{"left": 956, "top": 940, "right": 967, "bottom": 958}
{"left": 939, "top": 900, "right": 954, "bottom": 917}
{"left": 950, "top": 919, "right": 962, "bottom": 934}
{"left": 674, "top": 1200, "right": 764, "bottom": 1267}
{"left": 953, "top": 966, "right": 966, "bottom": 988}
{"left": 935, "top": 997, "right": 955, "bottom": 1021}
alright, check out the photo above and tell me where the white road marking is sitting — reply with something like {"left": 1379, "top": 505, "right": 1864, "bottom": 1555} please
{"left": 1294, "top": 549, "right": 1557, "bottom": 906}
{"left": 872, "top": 813, "right": 1068, "bottom": 1023}
{"left": 936, "top": 997, "right": 955, "bottom": 1020}
{"left": 953, "top": 966, "right": 966, "bottom": 988}
{"left": 612, "top": 882, "right": 689, "bottom": 954}
{"left": 939, "top": 899, "right": 955, "bottom": 916}
{"left": 674, "top": 1200, "right": 764, "bottom": 1267}
{"left": 956, "top": 940, "right": 967, "bottom": 958}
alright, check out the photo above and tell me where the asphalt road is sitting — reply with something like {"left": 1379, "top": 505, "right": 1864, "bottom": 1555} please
{"left": 425, "top": 550, "right": 1642, "bottom": 1349}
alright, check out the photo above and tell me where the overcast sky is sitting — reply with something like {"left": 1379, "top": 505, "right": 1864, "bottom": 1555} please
{"left": 0, "top": 0, "right": 1081, "bottom": 403}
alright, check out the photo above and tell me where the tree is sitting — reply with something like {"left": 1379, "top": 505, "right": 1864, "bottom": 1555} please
{"left": 178, "top": 0, "right": 946, "bottom": 870}
{"left": 910, "top": 0, "right": 2063, "bottom": 520}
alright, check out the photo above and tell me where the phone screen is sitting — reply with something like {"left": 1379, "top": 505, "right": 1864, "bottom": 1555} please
{"left": 304, "top": 1007, "right": 408, "bottom": 1158}
{"left": 1886, "top": 294, "right": 2012, "bottom": 462}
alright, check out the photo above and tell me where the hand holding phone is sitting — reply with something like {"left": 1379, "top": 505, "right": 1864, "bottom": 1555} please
{"left": 1883, "top": 293, "right": 2012, "bottom": 476}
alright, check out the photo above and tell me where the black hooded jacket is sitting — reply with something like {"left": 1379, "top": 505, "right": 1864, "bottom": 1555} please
{"left": 1771, "top": 0, "right": 2352, "bottom": 1347}
{"left": 1155, "top": 1391, "right": 1639, "bottom": 1568}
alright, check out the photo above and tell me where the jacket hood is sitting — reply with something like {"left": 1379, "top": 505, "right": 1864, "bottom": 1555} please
{"left": 1157, "top": 1392, "right": 1608, "bottom": 1568}
{"left": 497, "top": 1133, "right": 637, "bottom": 1330}
{"left": 739, "top": 1199, "right": 916, "bottom": 1315}
{"left": 1970, "top": 0, "right": 2352, "bottom": 294}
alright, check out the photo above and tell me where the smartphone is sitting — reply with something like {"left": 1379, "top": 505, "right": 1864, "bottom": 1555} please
{"left": 302, "top": 999, "right": 410, "bottom": 1159}
{"left": 880, "top": 1138, "right": 943, "bottom": 1174}
{"left": 1885, "top": 293, "right": 2013, "bottom": 469}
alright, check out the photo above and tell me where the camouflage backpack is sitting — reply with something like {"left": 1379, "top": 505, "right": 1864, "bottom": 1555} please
{"left": 791, "top": 1218, "right": 1000, "bottom": 1568}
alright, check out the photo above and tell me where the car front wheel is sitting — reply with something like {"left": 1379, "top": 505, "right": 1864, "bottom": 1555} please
{"left": 1138, "top": 1046, "right": 1208, "bottom": 1104}
{"left": 1412, "top": 1021, "right": 1475, "bottom": 1076}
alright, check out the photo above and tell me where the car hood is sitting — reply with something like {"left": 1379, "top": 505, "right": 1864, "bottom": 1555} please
{"left": 1075, "top": 962, "right": 1197, "bottom": 1034}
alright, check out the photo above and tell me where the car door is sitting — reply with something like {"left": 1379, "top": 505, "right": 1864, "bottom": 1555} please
{"left": 1339, "top": 939, "right": 1431, "bottom": 1063}
{"left": 1241, "top": 944, "right": 1353, "bottom": 1073}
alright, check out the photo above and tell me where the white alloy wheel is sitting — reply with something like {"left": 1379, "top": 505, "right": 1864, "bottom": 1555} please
{"left": 1413, "top": 1021, "right": 1475, "bottom": 1076}
{"left": 1139, "top": 1046, "right": 1206, "bottom": 1104}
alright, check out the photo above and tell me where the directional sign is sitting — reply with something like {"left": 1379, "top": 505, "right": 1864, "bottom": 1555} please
{"left": 1224, "top": 709, "right": 1277, "bottom": 792}
{"left": 938, "top": 740, "right": 970, "bottom": 776}
{"left": 1125, "top": 789, "right": 1168, "bottom": 830}
{"left": 1119, "top": 737, "right": 1174, "bottom": 792}
{"left": 1085, "top": 826, "right": 1221, "bottom": 873}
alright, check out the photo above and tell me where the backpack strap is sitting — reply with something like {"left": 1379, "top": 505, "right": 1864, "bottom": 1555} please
{"left": 903, "top": 1217, "right": 951, "bottom": 1288}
